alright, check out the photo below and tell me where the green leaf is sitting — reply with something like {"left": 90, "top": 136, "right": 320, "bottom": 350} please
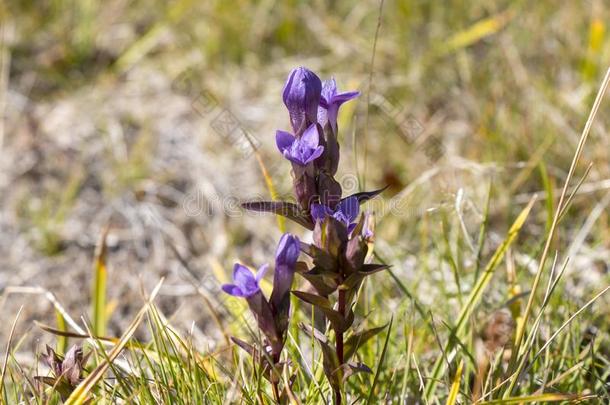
{"left": 344, "top": 324, "right": 389, "bottom": 361}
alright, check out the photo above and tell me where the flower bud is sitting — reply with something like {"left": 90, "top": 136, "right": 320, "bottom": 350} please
{"left": 317, "top": 172, "right": 342, "bottom": 209}
{"left": 270, "top": 233, "right": 300, "bottom": 335}
{"left": 283, "top": 67, "right": 322, "bottom": 135}
{"left": 292, "top": 165, "right": 317, "bottom": 211}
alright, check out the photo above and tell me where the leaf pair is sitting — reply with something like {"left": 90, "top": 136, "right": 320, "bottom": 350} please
{"left": 241, "top": 186, "right": 387, "bottom": 230}
{"left": 298, "top": 322, "right": 387, "bottom": 389}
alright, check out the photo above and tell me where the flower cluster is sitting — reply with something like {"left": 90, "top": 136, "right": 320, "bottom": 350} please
{"left": 229, "top": 67, "right": 388, "bottom": 403}
{"left": 222, "top": 233, "right": 300, "bottom": 362}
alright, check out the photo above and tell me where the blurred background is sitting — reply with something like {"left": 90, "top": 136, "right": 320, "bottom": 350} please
{"left": 0, "top": 0, "right": 609, "bottom": 363}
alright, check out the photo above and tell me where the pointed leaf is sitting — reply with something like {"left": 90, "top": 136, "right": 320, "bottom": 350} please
{"left": 242, "top": 201, "right": 314, "bottom": 229}
{"left": 360, "top": 264, "right": 390, "bottom": 273}
{"left": 341, "top": 186, "right": 388, "bottom": 205}
{"left": 291, "top": 290, "right": 332, "bottom": 309}
{"left": 298, "top": 269, "right": 338, "bottom": 296}
{"left": 341, "top": 361, "right": 373, "bottom": 382}
{"left": 339, "top": 265, "right": 390, "bottom": 291}
{"left": 344, "top": 324, "right": 389, "bottom": 361}
{"left": 292, "top": 291, "right": 351, "bottom": 333}
{"left": 300, "top": 243, "right": 337, "bottom": 271}
{"left": 298, "top": 323, "right": 342, "bottom": 389}
{"left": 230, "top": 336, "right": 256, "bottom": 357}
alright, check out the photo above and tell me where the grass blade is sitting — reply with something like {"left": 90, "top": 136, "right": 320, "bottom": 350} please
{"left": 505, "top": 67, "right": 610, "bottom": 397}
{"left": 91, "top": 226, "right": 109, "bottom": 337}
{"left": 480, "top": 393, "right": 596, "bottom": 404}
{"left": 65, "top": 279, "right": 164, "bottom": 405}
{"left": 424, "top": 196, "right": 536, "bottom": 400}
{"left": 365, "top": 317, "right": 392, "bottom": 404}
{"left": 0, "top": 306, "right": 22, "bottom": 399}
{"left": 446, "top": 359, "right": 463, "bottom": 405}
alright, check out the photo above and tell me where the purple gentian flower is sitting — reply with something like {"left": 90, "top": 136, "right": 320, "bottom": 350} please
{"left": 275, "top": 233, "right": 300, "bottom": 269}
{"left": 318, "top": 78, "right": 360, "bottom": 133}
{"left": 276, "top": 124, "right": 324, "bottom": 166}
{"left": 222, "top": 263, "right": 269, "bottom": 298}
{"left": 311, "top": 196, "right": 359, "bottom": 232}
{"left": 273, "top": 233, "right": 300, "bottom": 297}
{"left": 283, "top": 67, "right": 322, "bottom": 134}
{"left": 270, "top": 233, "right": 300, "bottom": 328}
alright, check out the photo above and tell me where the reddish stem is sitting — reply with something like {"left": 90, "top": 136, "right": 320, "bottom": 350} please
{"left": 335, "top": 289, "right": 346, "bottom": 405}
{"left": 271, "top": 352, "right": 281, "bottom": 403}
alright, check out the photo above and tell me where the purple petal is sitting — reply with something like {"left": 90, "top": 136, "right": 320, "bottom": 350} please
{"left": 302, "top": 70, "right": 322, "bottom": 124}
{"left": 233, "top": 263, "right": 255, "bottom": 283}
{"left": 317, "top": 105, "right": 329, "bottom": 128}
{"left": 282, "top": 67, "right": 322, "bottom": 133}
{"left": 332, "top": 91, "right": 360, "bottom": 104}
{"left": 232, "top": 263, "right": 259, "bottom": 297}
{"left": 326, "top": 104, "right": 339, "bottom": 133}
{"left": 271, "top": 233, "right": 300, "bottom": 324}
{"left": 304, "top": 145, "right": 324, "bottom": 164}
{"left": 347, "top": 222, "right": 357, "bottom": 235}
{"left": 300, "top": 124, "right": 320, "bottom": 149}
{"left": 337, "top": 196, "right": 359, "bottom": 223}
{"left": 284, "top": 151, "right": 305, "bottom": 166}
{"left": 321, "top": 78, "right": 338, "bottom": 102}
{"left": 275, "top": 233, "right": 300, "bottom": 267}
{"left": 311, "top": 204, "right": 332, "bottom": 222}
{"left": 222, "top": 284, "right": 245, "bottom": 297}
{"left": 255, "top": 263, "right": 269, "bottom": 282}
{"left": 282, "top": 69, "right": 298, "bottom": 106}
{"left": 276, "top": 130, "right": 295, "bottom": 154}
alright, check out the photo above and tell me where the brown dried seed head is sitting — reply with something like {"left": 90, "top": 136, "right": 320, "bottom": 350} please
{"left": 62, "top": 345, "right": 86, "bottom": 386}
{"left": 481, "top": 308, "right": 515, "bottom": 353}
{"left": 39, "top": 344, "right": 89, "bottom": 387}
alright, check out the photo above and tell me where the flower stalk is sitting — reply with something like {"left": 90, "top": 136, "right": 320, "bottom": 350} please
{"left": 235, "top": 66, "right": 389, "bottom": 403}
{"left": 335, "top": 288, "right": 346, "bottom": 404}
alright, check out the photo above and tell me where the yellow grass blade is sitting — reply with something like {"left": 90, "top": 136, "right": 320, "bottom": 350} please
{"left": 55, "top": 309, "right": 68, "bottom": 354}
{"left": 480, "top": 393, "right": 596, "bottom": 404}
{"left": 446, "top": 359, "right": 463, "bottom": 405}
{"left": 440, "top": 9, "right": 515, "bottom": 55}
{"left": 581, "top": 16, "right": 605, "bottom": 81}
{"left": 91, "top": 226, "right": 109, "bottom": 337}
{"left": 253, "top": 150, "right": 286, "bottom": 232}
